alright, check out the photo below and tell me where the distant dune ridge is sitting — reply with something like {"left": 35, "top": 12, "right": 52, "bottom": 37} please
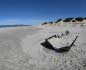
{"left": 42, "top": 17, "right": 86, "bottom": 26}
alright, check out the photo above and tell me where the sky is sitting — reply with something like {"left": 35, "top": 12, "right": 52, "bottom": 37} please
{"left": 0, "top": 0, "right": 85, "bottom": 25}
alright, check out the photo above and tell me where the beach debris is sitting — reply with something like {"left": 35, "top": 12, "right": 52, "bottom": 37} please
{"left": 65, "top": 30, "right": 70, "bottom": 35}
{"left": 41, "top": 34, "right": 78, "bottom": 53}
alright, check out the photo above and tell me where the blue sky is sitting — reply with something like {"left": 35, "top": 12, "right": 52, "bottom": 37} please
{"left": 0, "top": 0, "right": 85, "bottom": 25}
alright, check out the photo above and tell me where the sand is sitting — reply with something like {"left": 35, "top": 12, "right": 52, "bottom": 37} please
{"left": 0, "top": 25, "right": 86, "bottom": 70}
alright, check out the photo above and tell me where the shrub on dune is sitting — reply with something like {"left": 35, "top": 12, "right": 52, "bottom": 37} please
{"left": 63, "top": 17, "right": 74, "bottom": 22}
{"left": 49, "top": 22, "right": 53, "bottom": 24}
{"left": 84, "top": 17, "right": 86, "bottom": 20}
{"left": 75, "top": 17, "right": 84, "bottom": 22}
{"left": 42, "top": 22, "right": 47, "bottom": 25}
{"left": 55, "top": 19, "right": 62, "bottom": 23}
{"left": 72, "top": 20, "right": 76, "bottom": 22}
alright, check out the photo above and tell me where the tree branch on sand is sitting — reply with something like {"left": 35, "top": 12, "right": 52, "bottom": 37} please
{"left": 41, "top": 35, "right": 78, "bottom": 53}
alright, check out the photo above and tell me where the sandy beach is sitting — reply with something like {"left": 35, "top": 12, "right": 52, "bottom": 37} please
{"left": 0, "top": 25, "right": 86, "bottom": 70}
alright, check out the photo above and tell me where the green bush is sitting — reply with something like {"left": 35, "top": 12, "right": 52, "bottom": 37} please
{"left": 63, "top": 17, "right": 74, "bottom": 22}
{"left": 72, "top": 20, "right": 76, "bottom": 22}
{"left": 49, "top": 22, "right": 53, "bottom": 24}
{"left": 42, "top": 22, "right": 47, "bottom": 25}
{"left": 75, "top": 17, "right": 84, "bottom": 21}
{"left": 55, "top": 19, "right": 62, "bottom": 23}
{"left": 84, "top": 17, "right": 86, "bottom": 19}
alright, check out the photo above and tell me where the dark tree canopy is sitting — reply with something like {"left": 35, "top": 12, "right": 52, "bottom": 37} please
{"left": 49, "top": 22, "right": 53, "bottom": 24}
{"left": 63, "top": 17, "right": 74, "bottom": 22}
{"left": 42, "top": 22, "right": 47, "bottom": 25}
{"left": 55, "top": 19, "right": 62, "bottom": 23}
{"left": 72, "top": 20, "right": 76, "bottom": 22}
{"left": 84, "top": 17, "right": 86, "bottom": 19}
{"left": 75, "top": 17, "right": 84, "bottom": 22}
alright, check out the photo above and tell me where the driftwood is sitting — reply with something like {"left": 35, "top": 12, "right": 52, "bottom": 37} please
{"left": 41, "top": 35, "right": 78, "bottom": 53}
{"left": 46, "top": 35, "right": 57, "bottom": 40}
{"left": 46, "top": 32, "right": 69, "bottom": 40}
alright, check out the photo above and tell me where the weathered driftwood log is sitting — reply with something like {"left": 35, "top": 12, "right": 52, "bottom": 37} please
{"left": 41, "top": 35, "right": 78, "bottom": 53}
{"left": 46, "top": 35, "right": 57, "bottom": 40}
